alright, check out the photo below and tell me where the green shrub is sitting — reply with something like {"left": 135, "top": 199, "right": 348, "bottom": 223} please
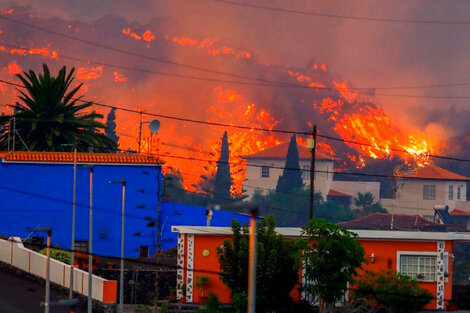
{"left": 205, "top": 292, "right": 220, "bottom": 310}
{"left": 158, "top": 303, "right": 169, "bottom": 313}
{"left": 39, "top": 248, "right": 71, "bottom": 264}
{"left": 136, "top": 305, "right": 152, "bottom": 313}
{"left": 232, "top": 293, "right": 247, "bottom": 313}
{"left": 354, "top": 270, "right": 433, "bottom": 313}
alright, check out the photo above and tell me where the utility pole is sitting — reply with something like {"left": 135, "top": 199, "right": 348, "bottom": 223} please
{"left": 88, "top": 166, "right": 94, "bottom": 313}
{"left": 308, "top": 125, "right": 317, "bottom": 220}
{"left": 138, "top": 110, "right": 143, "bottom": 154}
{"left": 109, "top": 180, "right": 126, "bottom": 313}
{"left": 248, "top": 206, "right": 258, "bottom": 313}
{"left": 70, "top": 145, "right": 77, "bottom": 299}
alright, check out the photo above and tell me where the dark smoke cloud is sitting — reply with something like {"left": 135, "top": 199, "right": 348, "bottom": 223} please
{"left": 0, "top": 0, "right": 469, "bottom": 165}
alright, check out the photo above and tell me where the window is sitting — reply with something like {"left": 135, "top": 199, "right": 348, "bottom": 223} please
{"left": 423, "top": 185, "right": 436, "bottom": 200}
{"left": 261, "top": 166, "right": 270, "bottom": 178}
{"left": 449, "top": 185, "right": 454, "bottom": 200}
{"left": 400, "top": 255, "right": 436, "bottom": 281}
{"left": 75, "top": 240, "right": 89, "bottom": 252}
{"left": 458, "top": 186, "right": 462, "bottom": 200}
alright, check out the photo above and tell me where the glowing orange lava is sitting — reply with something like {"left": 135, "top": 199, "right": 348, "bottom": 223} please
{"left": 169, "top": 36, "right": 252, "bottom": 59}
{"left": 77, "top": 66, "right": 103, "bottom": 80}
{"left": 7, "top": 61, "right": 21, "bottom": 74}
{"left": 113, "top": 71, "right": 127, "bottom": 83}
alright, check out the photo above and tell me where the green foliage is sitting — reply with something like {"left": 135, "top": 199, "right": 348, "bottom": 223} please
{"left": 0, "top": 64, "right": 117, "bottom": 152}
{"left": 276, "top": 134, "right": 303, "bottom": 193}
{"left": 217, "top": 216, "right": 302, "bottom": 313}
{"left": 181, "top": 282, "right": 187, "bottom": 297}
{"left": 302, "top": 219, "right": 366, "bottom": 306}
{"left": 195, "top": 275, "right": 210, "bottom": 296}
{"left": 39, "top": 248, "right": 71, "bottom": 264}
{"left": 214, "top": 131, "right": 232, "bottom": 201}
{"left": 231, "top": 293, "right": 247, "bottom": 313}
{"left": 206, "top": 292, "right": 220, "bottom": 310}
{"left": 252, "top": 189, "right": 353, "bottom": 226}
{"left": 136, "top": 305, "right": 152, "bottom": 313}
{"left": 354, "top": 270, "right": 433, "bottom": 313}
{"left": 105, "top": 107, "right": 119, "bottom": 145}
{"left": 353, "top": 192, "right": 387, "bottom": 218}
{"left": 158, "top": 303, "right": 169, "bottom": 313}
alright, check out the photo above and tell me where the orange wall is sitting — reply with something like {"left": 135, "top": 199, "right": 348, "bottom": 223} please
{"left": 356, "top": 240, "right": 453, "bottom": 310}
{"left": 192, "top": 235, "right": 232, "bottom": 303}
{"left": 184, "top": 235, "right": 455, "bottom": 309}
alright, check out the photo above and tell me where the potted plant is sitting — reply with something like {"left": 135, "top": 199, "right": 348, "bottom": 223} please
{"left": 169, "top": 287, "right": 177, "bottom": 301}
{"left": 416, "top": 273, "right": 425, "bottom": 280}
{"left": 447, "top": 300, "right": 459, "bottom": 311}
{"left": 180, "top": 283, "right": 187, "bottom": 303}
{"left": 195, "top": 275, "right": 210, "bottom": 305}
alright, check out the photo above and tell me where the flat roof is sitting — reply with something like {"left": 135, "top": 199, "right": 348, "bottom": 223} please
{"left": 172, "top": 225, "right": 470, "bottom": 241}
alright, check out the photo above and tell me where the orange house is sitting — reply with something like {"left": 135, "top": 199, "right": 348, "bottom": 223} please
{"left": 172, "top": 225, "right": 470, "bottom": 310}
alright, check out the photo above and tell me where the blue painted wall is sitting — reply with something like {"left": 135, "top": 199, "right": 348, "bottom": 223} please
{"left": 0, "top": 161, "right": 250, "bottom": 257}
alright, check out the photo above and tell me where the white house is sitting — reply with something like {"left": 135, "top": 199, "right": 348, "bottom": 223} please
{"left": 381, "top": 165, "right": 470, "bottom": 219}
{"left": 241, "top": 141, "right": 336, "bottom": 199}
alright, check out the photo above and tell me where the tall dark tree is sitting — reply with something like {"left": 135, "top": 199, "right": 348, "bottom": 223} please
{"left": 0, "top": 64, "right": 117, "bottom": 152}
{"left": 276, "top": 134, "right": 303, "bottom": 193}
{"left": 213, "top": 131, "right": 232, "bottom": 200}
{"left": 105, "top": 107, "right": 119, "bottom": 146}
{"left": 217, "top": 216, "right": 302, "bottom": 313}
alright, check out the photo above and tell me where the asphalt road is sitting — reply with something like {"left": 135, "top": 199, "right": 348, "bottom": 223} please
{"left": 0, "top": 268, "right": 85, "bottom": 313}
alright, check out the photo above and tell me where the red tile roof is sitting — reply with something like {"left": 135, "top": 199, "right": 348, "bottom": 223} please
{"left": 1, "top": 151, "right": 162, "bottom": 165}
{"left": 338, "top": 212, "right": 448, "bottom": 231}
{"left": 242, "top": 141, "right": 336, "bottom": 161}
{"left": 402, "top": 165, "right": 470, "bottom": 181}
{"left": 327, "top": 189, "right": 351, "bottom": 197}
{"left": 450, "top": 209, "right": 470, "bottom": 216}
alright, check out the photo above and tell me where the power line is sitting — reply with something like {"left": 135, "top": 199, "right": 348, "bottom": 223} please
{"left": 2, "top": 23, "right": 470, "bottom": 94}
{"left": 5, "top": 40, "right": 470, "bottom": 98}
{"left": 3, "top": 78, "right": 470, "bottom": 166}
{"left": 208, "top": 0, "right": 470, "bottom": 25}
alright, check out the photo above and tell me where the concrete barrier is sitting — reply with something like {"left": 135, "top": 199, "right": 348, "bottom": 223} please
{"left": 0, "top": 237, "right": 117, "bottom": 303}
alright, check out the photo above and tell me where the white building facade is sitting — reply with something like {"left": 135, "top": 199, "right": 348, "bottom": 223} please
{"left": 381, "top": 165, "right": 470, "bottom": 219}
{"left": 242, "top": 141, "right": 336, "bottom": 199}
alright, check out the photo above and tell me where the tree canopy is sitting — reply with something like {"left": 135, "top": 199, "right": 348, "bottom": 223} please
{"left": 105, "top": 107, "right": 119, "bottom": 146}
{"left": 302, "top": 219, "right": 366, "bottom": 309}
{"left": 213, "top": 131, "right": 232, "bottom": 201}
{"left": 217, "top": 216, "right": 302, "bottom": 313}
{"left": 252, "top": 189, "right": 353, "bottom": 226}
{"left": 0, "top": 64, "right": 117, "bottom": 152}
{"left": 276, "top": 134, "right": 303, "bottom": 193}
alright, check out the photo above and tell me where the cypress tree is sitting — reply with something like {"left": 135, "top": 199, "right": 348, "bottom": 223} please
{"left": 214, "top": 131, "right": 232, "bottom": 201}
{"left": 105, "top": 108, "right": 119, "bottom": 145}
{"left": 276, "top": 134, "right": 303, "bottom": 193}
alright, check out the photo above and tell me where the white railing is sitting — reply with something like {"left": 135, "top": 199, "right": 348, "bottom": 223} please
{"left": 0, "top": 237, "right": 116, "bottom": 303}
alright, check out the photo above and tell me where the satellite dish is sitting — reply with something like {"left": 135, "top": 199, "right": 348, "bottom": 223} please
{"left": 148, "top": 119, "right": 161, "bottom": 133}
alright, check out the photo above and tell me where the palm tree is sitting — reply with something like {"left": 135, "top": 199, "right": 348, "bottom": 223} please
{"left": 0, "top": 64, "right": 118, "bottom": 152}
{"left": 354, "top": 192, "right": 374, "bottom": 211}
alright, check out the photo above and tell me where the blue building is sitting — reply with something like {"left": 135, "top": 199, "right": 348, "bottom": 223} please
{"left": 0, "top": 151, "right": 251, "bottom": 257}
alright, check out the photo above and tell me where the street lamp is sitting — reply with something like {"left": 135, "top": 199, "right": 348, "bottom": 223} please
{"left": 26, "top": 227, "right": 52, "bottom": 313}
{"left": 62, "top": 143, "right": 78, "bottom": 299}
{"left": 80, "top": 165, "right": 94, "bottom": 313}
{"left": 109, "top": 180, "right": 126, "bottom": 313}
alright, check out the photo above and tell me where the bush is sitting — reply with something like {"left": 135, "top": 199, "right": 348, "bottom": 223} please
{"left": 206, "top": 292, "right": 220, "bottom": 310}
{"left": 39, "top": 248, "right": 71, "bottom": 264}
{"left": 158, "top": 303, "right": 169, "bottom": 313}
{"left": 354, "top": 270, "right": 433, "bottom": 313}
